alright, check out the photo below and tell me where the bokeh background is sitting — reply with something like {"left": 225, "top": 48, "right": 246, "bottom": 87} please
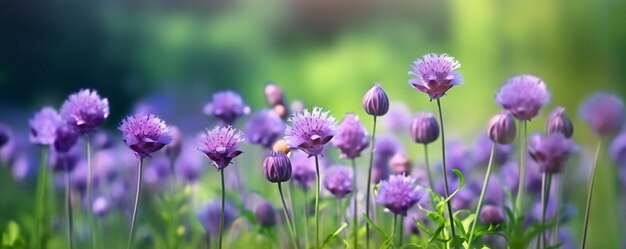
{"left": 1, "top": 0, "right": 626, "bottom": 248}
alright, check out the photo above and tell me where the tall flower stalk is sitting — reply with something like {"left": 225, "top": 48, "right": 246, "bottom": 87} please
{"left": 515, "top": 120, "right": 527, "bottom": 215}
{"left": 351, "top": 159, "right": 358, "bottom": 247}
{"left": 581, "top": 141, "right": 602, "bottom": 249}
{"left": 409, "top": 111, "right": 439, "bottom": 190}
{"left": 263, "top": 152, "right": 298, "bottom": 248}
{"left": 468, "top": 143, "right": 496, "bottom": 244}
{"left": 127, "top": 158, "right": 144, "bottom": 249}
{"left": 436, "top": 99, "right": 457, "bottom": 240}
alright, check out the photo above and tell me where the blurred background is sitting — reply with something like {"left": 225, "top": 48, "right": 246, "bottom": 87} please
{"left": 1, "top": 0, "right": 626, "bottom": 247}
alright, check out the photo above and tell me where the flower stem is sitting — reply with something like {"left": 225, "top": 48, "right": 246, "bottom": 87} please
{"left": 581, "top": 140, "right": 603, "bottom": 249}
{"left": 423, "top": 144, "right": 435, "bottom": 191}
{"left": 278, "top": 182, "right": 299, "bottom": 249}
{"left": 350, "top": 158, "right": 358, "bottom": 248}
{"left": 365, "top": 116, "right": 378, "bottom": 249}
{"left": 392, "top": 215, "right": 397, "bottom": 245}
{"left": 398, "top": 216, "right": 404, "bottom": 247}
{"left": 35, "top": 147, "right": 49, "bottom": 248}
{"left": 515, "top": 120, "right": 527, "bottom": 215}
{"left": 468, "top": 143, "right": 496, "bottom": 244}
{"left": 127, "top": 157, "right": 144, "bottom": 249}
{"left": 314, "top": 155, "right": 321, "bottom": 249}
{"left": 436, "top": 98, "right": 457, "bottom": 243}
{"left": 219, "top": 169, "right": 226, "bottom": 249}
{"left": 541, "top": 173, "right": 553, "bottom": 249}
{"left": 302, "top": 190, "right": 310, "bottom": 249}
{"left": 66, "top": 170, "right": 74, "bottom": 249}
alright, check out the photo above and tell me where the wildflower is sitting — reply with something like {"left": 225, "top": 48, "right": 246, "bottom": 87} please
{"left": 495, "top": 75, "right": 550, "bottom": 120}
{"left": 376, "top": 174, "right": 424, "bottom": 216}
{"left": 332, "top": 113, "right": 369, "bottom": 159}
{"left": 408, "top": 53, "right": 463, "bottom": 100}
{"left": 479, "top": 205, "right": 504, "bottom": 225}
{"left": 410, "top": 112, "right": 439, "bottom": 145}
{"left": 255, "top": 200, "right": 277, "bottom": 228}
{"left": 528, "top": 133, "right": 575, "bottom": 173}
{"left": 203, "top": 91, "right": 250, "bottom": 125}
{"left": 487, "top": 113, "right": 516, "bottom": 144}
{"left": 284, "top": 107, "right": 336, "bottom": 157}
{"left": 263, "top": 152, "right": 292, "bottom": 183}
{"left": 198, "top": 126, "right": 244, "bottom": 171}
{"left": 197, "top": 200, "right": 238, "bottom": 236}
{"left": 363, "top": 84, "right": 390, "bottom": 116}
{"left": 165, "top": 126, "right": 182, "bottom": 161}
{"left": 29, "top": 107, "right": 63, "bottom": 145}
{"left": 119, "top": 114, "right": 172, "bottom": 158}
{"left": 245, "top": 110, "right": 284, "bottom": 148}
{"left": 323, "top": 166, "right": 353, "bottom": 198}
{"left": 547, "top": 107, "right": 574, "bottom": 138}
{"left": 579, "top": 92, "right": 625, "bottom": 136}
{"left": 60, "top": 89, "right": 109, "bottom": 134}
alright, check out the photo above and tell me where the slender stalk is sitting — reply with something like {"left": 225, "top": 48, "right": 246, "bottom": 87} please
{"left": 515, "top": 120, "right": 527, "bottom": 215}
{"left": 66, "top": 170, "right": 74, "bottom": 249}
{"left": 35, "top": 147, "right": 49, "bottom": 248}
{"left": 127, "top": 158, "right": 144, "bottom": 249}
{"left": 392, "top": 215, "right": 398, "bottom": 247}
{"left": 468, "top": 143, "right": 496, "bottom": 244}
{"left": 285, "top": 184, "right": 298, "bottom": 237}
{"left": 581, "top": 141, "right": 603, "bottom": 249}
{"left": 314, "top": 156, "right": 321, "bottom": 249}
{"left": 398, "top": 216, "right": 404, "bottom": 247}
{"left": 541, "top": 173, "right": 553, "bottom": 248}
{"left": 168, "top": 158, "right": 180, "bottom": 249}
{"left": 536, "top": 173, "right": 547, "bottom": 249}
{"left": 423, "top": 144, "right": 435, "bottom": 191}
{"left": 551, "top": 175, "right": 563, "bottom": 244}
{"left": 436, "top": 99, "right": 457, "bottom": 242}
{"left": 303, "top": 190, "right": 310, "bottom": 249}
{"left": 205, "top": 234, "right": 211, "bottom": 249}
{"left": 350, "top": 158, "right": 358, "bottom": 248}
{"left": 278, "top": 182, "right": 299, "bottom": 248}
{"left": 219, "top": 170, "right": 226, "bottom": 249}
{"left": 365, "top": 116, "right": 378, "bottom": 249}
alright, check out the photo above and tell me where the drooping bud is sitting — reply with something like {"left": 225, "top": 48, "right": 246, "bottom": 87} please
{"left": 363, "top": 84, "right": 389, "bottom": 116}
{"left": 487, "top": 113, "right": 516, "bottom": 145}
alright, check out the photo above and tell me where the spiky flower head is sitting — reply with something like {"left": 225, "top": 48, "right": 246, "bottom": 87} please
{"left": 285, "top": 107, "right": 336, "bottom": 157}
{"left": 579, "top": 92, "right": 625, "bottom": 136}
{"left": 60, "top": 89, "right": 109, "bottom": 134}
{"left": 487, "top": 113, "right": 517, "bottom": 145}
{"left": 410, "top": 112, "right": 439, "bottom": 145}
{"left": 197, "top": 200, "right": 238, "bottom": 236}
{"left": 30, "top": 107, "right": 63, "bottom": 145}
{"left": 263, "top": 151, "right": 292, "bottom": 183}
{"left": 547, "top": 107, "right": 574, "bottom": 138}
{"left": 408, "top": 53, "right": 463, "bottom": 100}
{"left": 245, "top": 110, "right": 285, "bottom": 148}
{"left": 528, "top": 133, "right": 575, "bottom": 173}
{"left": 198, "top": 126, "right": 244, "bottom": 171}
{"left": 203, "top": 90, "right": 250, "bottom": 125}
{"left": 495, "top": 75, "right": 550, "bottom": 121}
{"left": 323, "top": 166, "right": 353, "bottom": 199}
{"left": 376, "top": 174, "right": 424, "bottom": 216}
{"left": 119, "top": 114, "right": 172, "bottom": 158}
{"left": 363, "top": 84, "right": 390, "bottom": 116}
{"left": 332, "top": 113, "right": 369, "bottom": 159}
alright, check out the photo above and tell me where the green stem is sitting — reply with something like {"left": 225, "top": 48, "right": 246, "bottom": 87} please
{"left": 303, "top": 190, "right": 310, "bottom": 249}
{"left": 541, "top": 173, "right": 553, "bottom": 249}
{"left": 285, "top": 184, "right": 298, "bottom": 238}
{"left": 392, "top": 215, "right": 397, "bottom": 247}
{"left": 365, "top": 116, "right": 378, "bottom": 249}
{"left": 581, "top": 140, "right": 603, "bottom": 249}
{"left": 398, "top": 216, "right": 404, "bottom": 247}
{"left": 468, "top": 143, "right": 496, "bottom": 244}
{"left": 219, "top": 170, "right": 225, "bottom": 249}
{"left": 127, "top": 157, "right": 144, "bottom": 249}
{"left": 66, "top": 170, "right": 74, "bottom": 249}
{"left": 351, "top": 158, "right": 358, "bottom": 248}
{"left": 35, "top": 147, "right": 49, "bottom": 249}
{"left": 515, "top": 120, "right": 527, "bottom": 215}
{"left": 436, "top": 98, "right": 457, "bottom": 243}
{"left": 278, "top": 182, "right": 299, "bottom": 249}
{"left": 424, "top": 144, "right": 435, "bottom": 191}
{"left": 314, "top": 155, "right": 321, "bottom": 249}
{"left": 552, "top": 175, "right": 563, "bottom": 244}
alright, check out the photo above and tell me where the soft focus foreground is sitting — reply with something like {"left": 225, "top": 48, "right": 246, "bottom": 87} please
{"left": 2, "top": 1, "right": 626, "bottom": 249}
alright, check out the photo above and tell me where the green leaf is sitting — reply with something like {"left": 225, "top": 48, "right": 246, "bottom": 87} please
{"left": 437, "top": 169, "right": 465, "bottom": 210}
{"left": 2, "top": 221, "right": 24, "bottom": 248}
{"left": 321, "top": 222, "right": 347, "bottom": 248}
{"left": 363, "top": 214, "right": 389, "bottom": 238}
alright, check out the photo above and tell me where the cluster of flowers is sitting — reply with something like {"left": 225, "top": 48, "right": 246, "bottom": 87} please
{"left": 1, "top": 53, "right": 626, "bottom": 249}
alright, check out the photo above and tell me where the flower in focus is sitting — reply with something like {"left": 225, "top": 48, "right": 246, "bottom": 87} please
{"left": 255, "top": 200, "right": 277, "bottom": 228}
{"left": 547, "top": 107, "right": 574, "bottom": 138}
{"left": 263, "top": 152, "right": 292, "bottom": 183}
{"left": 528, "top": 133, "right": 575, "bottom": 173}
{"left": 60, "top": 89, "right": 109, "bottom": 134}
{"left": 285, "top": 107, "right": 336, "bottom": 157}
{"left": 487, "top": 113, "right": 516, "bottom": 145}
{"left": 495, "top": 75, "right": 550, "bottom": 120}
{"left": 376, "top": 174, "right": 424, "bottom": 216}
{"left": 245, "top": 110, "right": 285, "bottom": 148}
{"left": 408, "top": 53, "right": 463, "bottom": 100}
{"left": 203, "top": 91, "right": 250, "bottom": 125}
{"left": 479, "top": 205, "right": 504, "bottom": 225}
{"left": 198, "top": 126, "right": 244, "bottom": 171}
{"left": 362, "top": 84, "right": 390, "bottom": 116}
{"left": 197, "top": 200, "right": 238, "bottom": 236}
{"left": 29, "top": 107, "right": 63, "bottom": 145}
{"left": 323, "top": 166, "right": 353, "bottom": 198}
{"left": 410, "top": 112, "right": 439, "bottom": 145}
{"left": 119, "top": 114, "right": 172, "bottom": 158}
{"left": 579, "top": 92, "right": 625, "bottom": 136}
{"left": 332, "top": 113, "right": 369, "bottom": 159}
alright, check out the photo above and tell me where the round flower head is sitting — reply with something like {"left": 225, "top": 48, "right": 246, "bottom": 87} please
{"left": 285, "top": 107, "right": 336, "bottom": 157}
{"left": 495, "top": 75, "right": 550, "bottom": 121}
{"left": 255, "top": 200, "right": 277, "bottom": 228}
{"left": 0, "top": 123, "right": 10, "bottom": 148}
{"left": 290, "top": 150, "right": 320, "bottom": 190}
{"left": 408, "top": 53, "right": 463, "bottom": 100}
{"left": 363, "top": 84, "right": 390, "bottom": 116}
{"left": 263, "top": 151, "right": 292, "bottom": 183}
{"left": 376, "top": 174, "right": 424, "bottom": 216}
{"left": 203, "top": 90, "right": 250, "bottom": 125}
{"left": 60, "top": 89, "right": 109, "bottom": 134}
{"left": 479, "top": 205, "right": 504, "bottom": 225}
{"left": 579, "top": 92, "right": 625, "bottom": 136}
{"left": 610, "top": 132, "right": 626, "bottom": 164}
{"left": 119, "top": 114, "right": 172, "bottom": 158}
{"left": 547, "top": 107, "right": 574, "bottom": 138}
{"left": 198, "top": 126, "right": 244, "bottom": 171}
{"left": 165, "top": 126, "right": 182, "bottom": 161}
{"left": 264, "top": 83, "right": 285, "bottom": 107}
{"left": 245, "top": 110, "right": 285, "bottom": 148}
{"left": 30, "top": 106, "right": 63, "bottom": 145}
{"left": 528, "top": 133, "right": 574, "bottom": 173}
{"left": 332, "top": 113, "right": 369, "bottom": 159}
{"left": 198, "top": 200, "right": 238, "bottom": 236}
{"left": 54, "top": 123, "right": 80, "bottom": 153}
{"left": 323, "top": 166, "right": 353, "bottom": 198}
{"left": 410, "top": 112, "right": 440, "bottom": 145}
{"left": 487, "top": 113, "right": 517, "bottom": 145}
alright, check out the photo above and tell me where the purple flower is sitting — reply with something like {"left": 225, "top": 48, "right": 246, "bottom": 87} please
{"left": 119, "top": 114, "right": 172, "bottom": 158}
{"left": 547, "top": 107, "right": 574, "bottom": 138}
{"left": 371, "top": 158, "right": 390, "bottom": 184}
{"left": 528, "top": 133, "right": 575, "bottom": 173}
{"left": 175, "top": 145, "right": 204, "bottom": 183}
{"left": 285, "top": 107, "right": 336, "bottom": 157}
{"left": 375, "top": 135, "right": 403, "bottom": 160}
{"left": 500, "top": 160, "right": 543, "bottom": 194}
{"left": 323, "top": 166, "right": 353, "bottom": 198}
{"left": 473, "top": 135, "right": 512, "bottom": 167}
{"left": 144, "top": 156, "right": 170, "bottom": 186}
{"left": 487, "top": 113, "right": 516, "bottom": 145}
{"left": 332, "top": 113, "right": 369, "bottom": 159}
{"left": 389, "top": 153, "right": 412, "bottom": 175}
{"left": 60, "top": 89, "right": 109, "bottom": 134}
{"left": 610, "top": 132, "right": 626, "bottom": 164}
{"left": 203, "top": 91, "right": 250, "bottom": 125}
{"left": 29, "top": 107, "right": 63, "bottom": 145}
{"left": 479, "top": 205, "right": 504, "bottom": 225}
{"left": 264, "top": 83, "right": 285, "bottom": 107}
{"left": 377, "top": 174, "right": 424, "bottom": 216}
{"left": 408, "top": 53, "right": 463, "bottom": 100}
{"left": 255, "top": 200, "right": 277, "bottom": 228}
{"left": 245, "top": 110, "right": 285, "bottom": 148}
{"left": 93, "top": 196, "right": 110, "bottom": 217}
{"left": 198, "top": 126, "right": 244, "bottom": 171}
{"left": 290, "top": 150, "right": 322, "bottom": 190}
{"left": 0, "top": 123, "right": 10, "bottom": 148}
{"left": 263, "top": 152, "right": 292, "bottom": 183}
{"left": 197, "top": 200, "right": 238, "bottom": 236}
{"left": 410, "top": 112, "right": 439, "bottom": 145}
{"left": 363, "top": 84, "right": 390, "bottom": 116}
{"left": 403, "top": 210, "right": 427, "bottom": 236}
{"left": 579, "top": 92, "right": 625, "bottom": 136}
{"left": 382, "top": 103, "right": 413, "bottom": 132}
{"left": 54, "top": 123, "right": 80, "bottom": 153}
{"left": 165, "top": 126, "right": 182, "bottom": 161}
{"left": 495, "top": 75, "right": 550, "bottom": 120}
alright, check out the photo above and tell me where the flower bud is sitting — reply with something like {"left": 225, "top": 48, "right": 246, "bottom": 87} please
{"left": 479, "top": 205, "right": 504, "bottom": 225}
{"left": 410, "top": 112, "right": 439, "bottom": 144}
{"left": 487, "top": 113, "right": 516, "bottom": 144}
{"left": 363, "top": 84, "right": 389, "bottom": 116}
{"left": 263, "top": 152, "right": 292, "bottom": 183}
{"left": 547, "top": 107, "right": 573, "bottom": 138}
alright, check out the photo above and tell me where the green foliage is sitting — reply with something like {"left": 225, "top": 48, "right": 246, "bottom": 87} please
{"left": 1, "top": 221, "right": 24, "bottom": 249}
